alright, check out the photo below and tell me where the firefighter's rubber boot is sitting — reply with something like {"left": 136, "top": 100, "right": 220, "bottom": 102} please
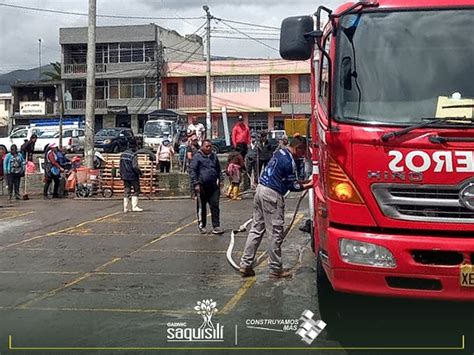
{"left": 131, "top": 196, "right": 143, "bottom": 212}
{"left": 232, "top": 186, "right": 242, "bottom": 200}
{"left": 123, "top": 197, "right": 131, "bottom": 213}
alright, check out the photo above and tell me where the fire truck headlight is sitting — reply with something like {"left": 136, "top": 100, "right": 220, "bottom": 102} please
{"left": 339, "top": 239, "right": 396, "bottom": 268}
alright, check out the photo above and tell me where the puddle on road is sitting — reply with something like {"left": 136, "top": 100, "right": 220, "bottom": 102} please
{"left": 0, "top": 219, "right": 30, "bottom": 235}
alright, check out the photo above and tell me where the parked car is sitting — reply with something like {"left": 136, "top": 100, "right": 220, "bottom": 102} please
{"left": 211, "top": 138, "right": 233, "bottom": 154}
{"left": 94, "top": 128, "right": 137, "bottom": 153}
{"left": 37, "top": 128, "right": 85, "bottom": 153}
{"left": 0, "top": 127, "right": 44, "bottom": 152}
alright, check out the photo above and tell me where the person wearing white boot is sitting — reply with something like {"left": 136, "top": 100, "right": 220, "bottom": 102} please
{"left": 119, "top": 146, "right": 143, "bottom": 213}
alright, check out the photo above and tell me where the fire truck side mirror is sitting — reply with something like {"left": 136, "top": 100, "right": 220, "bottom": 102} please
{"left": 280, "top": 16, "right": 314, "bottom": 60}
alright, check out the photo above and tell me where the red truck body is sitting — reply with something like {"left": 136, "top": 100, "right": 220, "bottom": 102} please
{"left": 281, "top": 0, "right": 474, "bottom": 304}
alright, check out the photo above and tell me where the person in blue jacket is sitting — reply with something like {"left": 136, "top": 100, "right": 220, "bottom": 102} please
{"left": 239, "top": 136, "right": 312, "bottom": 279}
{"left": 3, "top": 144, "right": 25, "bottom": 200}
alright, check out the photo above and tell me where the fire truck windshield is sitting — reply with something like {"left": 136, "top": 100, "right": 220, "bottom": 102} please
{"left": 334, "top": 9, "right": 474, "bottom": 125}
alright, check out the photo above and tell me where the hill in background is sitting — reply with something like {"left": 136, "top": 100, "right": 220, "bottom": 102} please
{"left": 0, "top": 65, "right": 53, "bottom": 93}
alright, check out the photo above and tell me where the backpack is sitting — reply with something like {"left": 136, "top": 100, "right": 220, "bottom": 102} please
{"left": 10, "top": 155, "right": 23, "bottom": 174}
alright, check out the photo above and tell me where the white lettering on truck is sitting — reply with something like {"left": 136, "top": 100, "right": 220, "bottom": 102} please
{"left": 388, "top": 150, "right": 474, "bottom": 173}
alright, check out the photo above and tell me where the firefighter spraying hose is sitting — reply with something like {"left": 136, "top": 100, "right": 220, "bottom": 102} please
{"left": 226, "top": 189, "right": 310, "bottom": 271}
{"left": 226, "top": 136, "right": 313, "bottom": 279}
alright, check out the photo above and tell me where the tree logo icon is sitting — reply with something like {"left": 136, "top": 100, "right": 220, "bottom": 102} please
{"left": 194, "top": 299, "right": 218, "bottom": 330}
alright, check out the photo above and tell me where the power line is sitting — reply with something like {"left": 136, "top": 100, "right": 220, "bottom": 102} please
{"left": 168, "top": 47, "right": 203, "bottom": 72}
{"left": 217, "top": 20, "right": 279, "bottom": 52}
{"left": 217, "top": 18, "right": 279, "bottom": 30}
{"left": 213, "top": 36, "right": 279, "bottom": 41}
{"left": 0, "top": 2, "right": 204, "bottom": 20}
{"left": 212, "top": 29, "right": 278, "bottom": 37}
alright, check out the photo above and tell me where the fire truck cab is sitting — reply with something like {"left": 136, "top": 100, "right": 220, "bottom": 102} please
{"left": 280, "top": 0, "right": 474, "bottom": 324}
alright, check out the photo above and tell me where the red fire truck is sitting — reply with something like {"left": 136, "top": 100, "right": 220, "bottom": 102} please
{"left": 280, "top": 0, "right": 474, "bottom": 323}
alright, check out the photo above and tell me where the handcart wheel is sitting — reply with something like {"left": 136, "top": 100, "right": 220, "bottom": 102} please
{"left": 102, "top": 188, "right": 113, "bottom": 199}
{"left": 76, "top": 187, "right": 90, "bottom": 198}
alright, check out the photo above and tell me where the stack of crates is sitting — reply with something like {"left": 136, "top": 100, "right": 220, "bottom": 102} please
{"left": 101, "top": 153, "right": 155, "bottom": 195}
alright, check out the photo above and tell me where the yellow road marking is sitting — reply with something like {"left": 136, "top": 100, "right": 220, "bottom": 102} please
{"left": 220, "top": 213, "right": 305, "bottom": 315}
{"left": 18, "top": 218, "right": 199, "bottom": 309}
{"left": 0, "top": 211, "right": 35, "bottom": 221}
{"left": 64, "top": 227, "right": 92, "bottom": 235}
{"left": 0, "top": 271, "right": 80, "bottom": 275}
{"left": 219, "top": 278, "right": 256, "bottom": 315}
{"left": 0, "top": 211, "right": 120, "bottom": 251}
{"left": 0, "top": 306, "right": 194, "bottom": 315}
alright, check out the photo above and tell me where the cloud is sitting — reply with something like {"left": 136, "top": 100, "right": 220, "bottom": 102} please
{"left": 0, "top": 0, "right": 343, "bottom": 73}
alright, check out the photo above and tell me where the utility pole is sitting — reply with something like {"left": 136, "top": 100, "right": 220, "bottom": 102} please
{"left": 38, "top": 38, "right": 41, "bottom": 70}
{"left": 85, "top": 0, "right": 96, "bottom": 168}
{"left": 203, "top": 5, "right": 212, "bottom": 139}
{"left": 155, "top": 40, "right": 164, "bottom": 110}
{"left": 57, "top": 83, "right": 64, "bottom": 148}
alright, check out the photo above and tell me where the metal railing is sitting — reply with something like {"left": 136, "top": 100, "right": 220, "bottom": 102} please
{"left": 68, "top": 100, "right": 107, "bottom": 110}
{"left": 64, "top": 63, "right": 107, "bottom": 74}
{"left": 164, "top": 95, "right": 206, "bottom": 109}
{"left": 270, "top": 92, "right": 311, "bottom": 108}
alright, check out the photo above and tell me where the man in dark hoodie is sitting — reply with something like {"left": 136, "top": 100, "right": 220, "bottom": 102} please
{"left": 190, "top": 139, "right": 224, "bottom": 235}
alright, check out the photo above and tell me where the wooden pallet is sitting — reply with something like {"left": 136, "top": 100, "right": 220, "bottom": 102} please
{"left": 101, "top": 153, "right": 155, "bottom": 195}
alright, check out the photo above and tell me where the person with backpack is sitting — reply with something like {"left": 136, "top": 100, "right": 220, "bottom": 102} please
{"left": 156, "top": 139, "right": 174, "bottom": 173}
{"left": 43, "top": 143, "right": 64, "bottom": 199}
{"left": 3, "top": 144, "right": 25, "bottom": 200}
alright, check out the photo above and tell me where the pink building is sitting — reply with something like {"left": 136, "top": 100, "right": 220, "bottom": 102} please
{"left": 162, "top": 59, "right": 310, "bottom": 137}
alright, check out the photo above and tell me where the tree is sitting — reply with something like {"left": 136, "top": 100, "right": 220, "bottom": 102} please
{"left": 42, "top": 61, "right": 61, "bottom": 81}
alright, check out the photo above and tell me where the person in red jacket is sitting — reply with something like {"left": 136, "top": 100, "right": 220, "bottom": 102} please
{"left": 231, "top": 115, "right": 251, "bottom": 159}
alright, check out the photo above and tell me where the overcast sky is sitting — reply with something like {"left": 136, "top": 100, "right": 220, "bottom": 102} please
{"left": 0, "top": 0, "right": 343, "bottom": 74}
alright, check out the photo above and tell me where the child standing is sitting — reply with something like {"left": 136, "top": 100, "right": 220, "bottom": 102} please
{"left": 226, "top": 149, "right": 245, "bottom": 200}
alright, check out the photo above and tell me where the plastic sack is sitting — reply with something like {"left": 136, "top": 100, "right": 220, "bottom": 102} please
{"left": 26, "top": 161, "right": 37, "bottom": 174}
{"left": 66, "top": 172, "right": 77, "bottom": 192}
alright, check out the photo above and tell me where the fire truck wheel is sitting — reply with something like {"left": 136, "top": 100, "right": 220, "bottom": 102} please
{"left": 316, "top": 253, "right": 358, "bottom": 335}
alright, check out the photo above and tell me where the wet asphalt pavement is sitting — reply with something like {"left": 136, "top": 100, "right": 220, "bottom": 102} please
{"left": 0, "top": 193, "right": 472, "bottom": 355}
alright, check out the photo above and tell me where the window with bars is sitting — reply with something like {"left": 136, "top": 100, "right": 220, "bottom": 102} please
{"left": 248, "top": 119, "right": 268, "bottom": 133}
{"left": 184, "top": 77, "right": 206, "bottom": 95}
{"left": 109, "top": 44, "right": 119, "bottom": 63}
{"left": 66, "top": 42, "right": 156, "bottom": 65}
{"left": 132, "top": 78, "right": 145, "bottom": 98}
{"left": 120, "top": 43, "right": 133, "bottom": 63}
{"left": 213, "top": 75, "right": 260, "bottom": 93}
{"left": 109, "top": 79, "right": 119, "bottom": 99}
{"left": 146, "top": 79, "right": 156, "bottom": 98}
{"left": 299, "top": 74, "right": 311, "bottom": 93}
{"left": 69, "top": 79, "right": 155, "bottom": 100}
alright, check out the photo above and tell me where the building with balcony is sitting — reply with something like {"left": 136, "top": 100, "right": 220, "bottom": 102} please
{"left": 9, "top": 81, "right": 68, "bottom": 128}
{"left": 0, "top": 93, "right": 11, "bottom": 127}
{"left": 161, "top": 59, "right": 311, "bottom": 137}
{"left": 60, "top": 24, "right": 203, "bottom": 133}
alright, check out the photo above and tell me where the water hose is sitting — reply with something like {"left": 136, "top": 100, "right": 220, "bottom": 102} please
{"left": 226, "top": 189, "right": 309, "bottom": 272}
